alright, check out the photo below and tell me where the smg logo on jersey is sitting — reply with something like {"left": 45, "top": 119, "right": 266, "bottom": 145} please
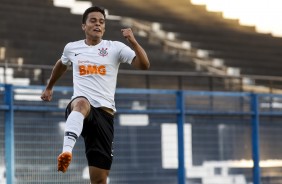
{"left": 79, "top": 64, "right": 106, "bottom": 76}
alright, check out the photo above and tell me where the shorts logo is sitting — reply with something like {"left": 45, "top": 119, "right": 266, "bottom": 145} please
{"left": 98, "top": 48, "right": 108, "bottom": 57}
{"left": 79, "top": 64, "right": 106, "bottom": 76}
{"left": 111, "top": 141, "right": 114, "bottom": 157}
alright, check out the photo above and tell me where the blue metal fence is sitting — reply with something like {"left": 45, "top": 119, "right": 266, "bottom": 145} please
{"left": 1, "top": 84, "right": 282, "bottom": 184}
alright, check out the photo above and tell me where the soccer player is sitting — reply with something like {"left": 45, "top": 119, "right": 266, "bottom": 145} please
{"left": 41, "top": 6, "right": 150, "bottom": 184}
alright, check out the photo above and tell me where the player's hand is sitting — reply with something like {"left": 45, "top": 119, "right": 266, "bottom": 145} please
{"left": 121, "top": 28, "right": 137, "bottom": 44}
{"left": 41, "top": 88, "right": 53, "bottom": 102}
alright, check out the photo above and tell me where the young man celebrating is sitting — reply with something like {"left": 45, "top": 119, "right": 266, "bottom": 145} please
{"left": 41, "top": 6, "right": 150, "bottom": 184}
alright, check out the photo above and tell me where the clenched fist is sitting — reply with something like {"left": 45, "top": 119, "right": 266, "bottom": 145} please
{"left": 41, "top": 88, "right": 53, "bottom": 102}
{"left": 121, "top": 28, "right": 137, "bottom": 44}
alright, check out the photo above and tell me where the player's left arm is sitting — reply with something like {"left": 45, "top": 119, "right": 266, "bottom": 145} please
{"left": 121, "top": 28, "right": 150, "bottom": 70}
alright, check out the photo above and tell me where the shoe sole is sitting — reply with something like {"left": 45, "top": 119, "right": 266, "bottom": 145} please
{"left": 57, "top": 152, "right": 72, "bottom": 173}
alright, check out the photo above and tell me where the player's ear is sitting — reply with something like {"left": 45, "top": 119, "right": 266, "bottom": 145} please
{"left": 82, "top": 24, "right": 86, "bottom": 31}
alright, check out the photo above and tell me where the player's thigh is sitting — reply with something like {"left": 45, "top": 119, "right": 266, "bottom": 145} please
{"left": 89, "top": 166, "right": 109, "bottom": 184}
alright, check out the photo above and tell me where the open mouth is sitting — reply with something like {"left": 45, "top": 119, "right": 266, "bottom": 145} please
{"left": 93, "top": 28, "right": 101, "bottom": 32}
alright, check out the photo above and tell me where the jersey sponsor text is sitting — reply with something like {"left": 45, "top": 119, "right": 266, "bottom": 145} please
{"left": 79, "top": 64, "right": 106, "bottom": 75}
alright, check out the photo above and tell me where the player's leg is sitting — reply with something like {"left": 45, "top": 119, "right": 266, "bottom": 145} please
{"left": 83, "top": 107, "right": 114, "bottom": 183}
{"left": 89, "top": 166, "right": 109, "bottom": 184}
{"left": 58, "top": 97, "right": 91, "bottom": 173}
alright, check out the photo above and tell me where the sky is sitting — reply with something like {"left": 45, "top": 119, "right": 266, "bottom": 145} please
{"left": 191, "top": 0, "right": 282, "bottom": 37}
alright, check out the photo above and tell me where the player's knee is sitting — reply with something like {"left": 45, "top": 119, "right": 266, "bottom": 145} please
{"left": 71, "top": 98, "right": 91, "bottom": 116}
{"left": 90, "top": 176, "right": 107, "bottom": 184}
{"left": 89, "top": 168, "right": 109, "bottom": 184}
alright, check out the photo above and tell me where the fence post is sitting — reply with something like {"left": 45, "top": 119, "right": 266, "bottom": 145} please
{"left": 177, "top": 91, "right": 186, "bottom": 184}
{"left": 4, "top": 84, "right": 15, "bottom": 184}
{"left": 251, "top": 93, "right": 261, "bottom": 184}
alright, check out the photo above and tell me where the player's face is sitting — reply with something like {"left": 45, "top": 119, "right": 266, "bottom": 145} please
{"left": 82, "top": 11, "right": 105, "bottom": 40}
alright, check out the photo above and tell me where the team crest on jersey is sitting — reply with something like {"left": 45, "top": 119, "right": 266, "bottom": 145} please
{"left": 98, "top": 48, "right": 108, "bottom": 57}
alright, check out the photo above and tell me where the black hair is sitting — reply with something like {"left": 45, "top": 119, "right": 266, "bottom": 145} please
{"left": 82, "top": 6, "right": 106, "bottom": 24}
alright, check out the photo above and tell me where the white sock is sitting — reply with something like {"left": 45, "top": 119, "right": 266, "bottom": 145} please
{"left": 62, "top": 111, "right": 84, "bottom": 153}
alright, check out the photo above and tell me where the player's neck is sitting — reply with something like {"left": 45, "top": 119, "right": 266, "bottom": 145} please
{"left": 85, "top": 38, "right": 102, "bottom": 46}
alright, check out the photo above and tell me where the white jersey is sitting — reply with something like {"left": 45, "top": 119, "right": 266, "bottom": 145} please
{"left": 61, "top": 39, "right": 136, "bottom": 112}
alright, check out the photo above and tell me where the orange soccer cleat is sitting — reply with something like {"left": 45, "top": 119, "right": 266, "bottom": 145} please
{"left": 57, "top": 152, "right": 72, "bottom": 173}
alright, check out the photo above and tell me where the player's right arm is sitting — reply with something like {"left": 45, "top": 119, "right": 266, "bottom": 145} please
{"left": 41, "top": 59, "right": 68, "bottom": 101}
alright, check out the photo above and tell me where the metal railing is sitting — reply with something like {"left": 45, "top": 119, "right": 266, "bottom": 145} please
{"left": 2, "top": 63, "right": 282, "bottom": 92}
{"left": 1, "top": 84, "right": 282, "bottom": 183}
